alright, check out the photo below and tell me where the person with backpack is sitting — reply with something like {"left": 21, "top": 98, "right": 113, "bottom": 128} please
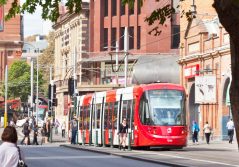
{"left": 21, "top": 118, "right": 31, "bottom": 145}
{"left": 70, "top": 115, "right": 78, "bottom": 144}
{"left": 192, "top": 121, "right": 200, "bottom": 145}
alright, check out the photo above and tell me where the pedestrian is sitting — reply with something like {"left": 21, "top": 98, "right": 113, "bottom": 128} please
{"left": 55, "top": 119, "right": 60, "bottom": 135}
{"left": 61, "top": 121, "right": 66, "bottom": 138}
{"left": 32, "top": 122, "right": 39, "bottom": 145}
{"left": 192, "top": 121, "right": 200, "bottom": 145}
{"left": 118, "top": 118, "right": 128, "bottom": 151}
{"left": 203, "top": 121, "right": 212, "bottom": 144}
{"left": 21, "top": 118, "right": 31, "bottom": 145}
{"left": 41, "top": 122, "right": 48, "bottom": 145}
{"left": 0, "top": 126, "right": 21, "bottom": 167}
{"left": 70, "top": 115, "right": 78, "bottom": 144}
{"left": 46, "top": 118, "right": 51, "bottom": 142}
{"left": 226, "top": 118, "right": 234, "bottom": 144}
{"left": 10, "top": 119, "right": 15, "bottom": 127}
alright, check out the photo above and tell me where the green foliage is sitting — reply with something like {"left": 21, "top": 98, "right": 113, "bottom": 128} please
{"left": 3, "top": 60, "right": 44, "bottom": 102}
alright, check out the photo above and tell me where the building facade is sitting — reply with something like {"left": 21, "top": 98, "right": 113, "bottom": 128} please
{"left": 179, "top": 0, "right": 231, "bottom": 140}
{"left": 0, "top": 0, "right": 23, "bottom": 82}
{"left": 53, "top": 0, "right": 182, "bottom": 129}
{"left": 89, "top": 0, "right": 181, "bottom": 85}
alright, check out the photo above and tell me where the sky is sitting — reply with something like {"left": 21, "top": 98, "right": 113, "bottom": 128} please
{"left": 23, "top": 5, "right": 52, "bottom": 37}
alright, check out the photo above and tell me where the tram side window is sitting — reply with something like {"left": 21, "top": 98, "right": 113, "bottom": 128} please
{"left": 104, "top": 103, "right": 109, "bottom": 129}
{"left": 139, "top": 94, "right": 150, "bottom": 125}
{"left": 96, "top": 104, "right": 101, "bottom": 129}
{"left": 86, "top": 106, "right": 90, "bottom": 130}
{"left": 113, "top": 102, "right": 118, "bottom": 129}
{"left": 104, "top": 103, "right": 113, "bottom": 129}
{"left": 122, "top": 100, "right": 133, "bottom": 124}
{"left": 79, "top": 107, "right": 84, "bottom": 129}
{"left": 130, "top": 100, "right": 135, "bottom": 129}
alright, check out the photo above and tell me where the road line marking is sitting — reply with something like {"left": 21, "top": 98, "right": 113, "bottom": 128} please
{"left": 133, "top": 150, "right": 239, "bottom": 167}
{"left": 26, "top": 155, "right": 120, "bottom": 160}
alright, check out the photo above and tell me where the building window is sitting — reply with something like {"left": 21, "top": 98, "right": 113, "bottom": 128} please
{"left": 111, "top": 28, "right": 117, "bottom": 50}
{"left": 129, "top": 27, "right": 134, "bottom": 50}
{"left": 103, "top": 28, "right": 108, "bottom": 51}
{"left": 171, "top": 25, "right": 180, "bottom": 49}
{"left": 120, "top": 3, "right": 125, "bottom": 15}
{"left": 137, "top": 0, "right": 141, "bottom": 14}
{"left": 112, "top": 0, "right": 117, "bottom": 16}
{"left": 128, "top": 4, "right": 134, "bottom": 15}
{"left": 137, "top": 26, "right": 141, "bottom": 49}
{"left": 120, "top": 27, "right": 125, "bottom": 50}
{"left": 104, "top": 0, "right": 108, "bottom": 17}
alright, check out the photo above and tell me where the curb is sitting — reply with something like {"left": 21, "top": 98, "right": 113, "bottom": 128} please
{"left": 60, "top": 144, "right": 188, "bottom": 167}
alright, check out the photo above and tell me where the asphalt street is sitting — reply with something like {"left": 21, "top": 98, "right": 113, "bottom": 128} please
{"left": 20, "top": 146, "right": 170, "bottom": 167}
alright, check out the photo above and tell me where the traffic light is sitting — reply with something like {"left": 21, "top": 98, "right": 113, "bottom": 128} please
{"left": 68, "top": 78, "right": 74, "bottom": 96}
{"left": 48, "top": 100, "right": 52, "bottom": 111}
{"left": 48, "top": 84, "right": 57, "bottom": 99}
{"left": 52, "top": 98, "right": 58, "bottom": 106}
{"left": 48, "top": 84, "right": 51, "bottom": 99}
{"left": 53, "top": 84, "right": 56, "bottom": 98}
{"left": 48, "top": 111, "right": 52, "bottom": 117}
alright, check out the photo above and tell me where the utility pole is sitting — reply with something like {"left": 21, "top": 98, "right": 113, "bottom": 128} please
{"left": 36, "top": 55, "right": 39, "bottom": 125}
{"left": 50, "top": 66, "right": 53, "bottom": 143}
{"left": 4, "top": 65, "right": 8, "bottom": 127}
{"left": 73, "top": 46, "right": 78, "bottom": 144}
{"left": 115, "top": 41, "right": 119, "bottom": 85}
{"left": 124, "top": 27, "right": 129, "bottom": 88}
{"left": 30, "top": 59, "right": 34, "bottom": 117}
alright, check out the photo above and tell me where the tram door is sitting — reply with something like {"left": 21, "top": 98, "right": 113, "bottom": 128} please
{"left": 91, "top": 94, "right": 104, "bottom": 145}
{"left": 120, "top": 99, "right": 134, "bottom": 146}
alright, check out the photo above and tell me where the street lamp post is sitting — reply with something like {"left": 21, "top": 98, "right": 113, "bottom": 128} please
{"left": 4, "top": 65, "right": 8, "bottom": 128}
{"left": 14, "top": 41, "right": 39, "bottom": 124}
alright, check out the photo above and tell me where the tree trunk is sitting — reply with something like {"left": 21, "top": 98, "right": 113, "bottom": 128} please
{"left": 213, "top": 0, "right": 239, "bottom": 150}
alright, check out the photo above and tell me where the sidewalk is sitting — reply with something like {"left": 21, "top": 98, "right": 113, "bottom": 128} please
{"left": 61, "top": 141, "right": 239, "bottom": 167}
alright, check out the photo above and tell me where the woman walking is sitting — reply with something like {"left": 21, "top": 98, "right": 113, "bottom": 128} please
{"left": 203, "top": 121, "right": 212, "bottom": 144}
{"left": 118, "top": 118, "right": 128, "bottom": 151}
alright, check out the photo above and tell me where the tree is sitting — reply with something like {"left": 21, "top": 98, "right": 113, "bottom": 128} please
{"left": 5, "top": 60, "right": 44, "bottom": 102}
{"left": 1, "top": 0, "right": 239, "bottom": 149}
{"left": 38, "top": 31, "right": 55, "bottom": 96}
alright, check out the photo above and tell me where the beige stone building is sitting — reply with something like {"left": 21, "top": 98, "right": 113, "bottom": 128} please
{"left": 53, "top": 3, "right": 119, "bottom": 127}
{"left": 179, "top": 0, "right": 231, "bottom": 140}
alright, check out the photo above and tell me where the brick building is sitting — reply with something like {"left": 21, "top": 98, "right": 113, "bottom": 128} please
{"left": 89, "top": 0, "right": 181, "bottom": 85}
{"left": 0, "top": 0, "right": 23, "bottom": 82}
{"left": 178, "top": 0, "right": 231, "bottom": 140}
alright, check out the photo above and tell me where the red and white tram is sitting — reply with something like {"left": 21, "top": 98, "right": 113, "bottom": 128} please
{"left": 77, "top": 83, "right": 187, "bottom": 149}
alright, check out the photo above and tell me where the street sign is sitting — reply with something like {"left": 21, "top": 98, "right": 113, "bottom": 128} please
{"left": 195, "top": 75, "right": 216, "bottom": 103}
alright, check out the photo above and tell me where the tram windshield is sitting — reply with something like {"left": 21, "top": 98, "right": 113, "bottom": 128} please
{"left": 139, "top": 89, "right": 186, "bottom": 126}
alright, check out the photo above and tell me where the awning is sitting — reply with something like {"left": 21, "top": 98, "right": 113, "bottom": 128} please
{"left": 131, "top": 54, "right": 180, "bottom": 84}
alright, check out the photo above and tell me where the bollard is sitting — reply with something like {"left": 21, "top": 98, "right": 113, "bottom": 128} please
{"left": 128, "top": 132, "right": 131, "bottom": 151}
{"left": 110, "top": 130, "right": 113, "bottom": 148}
{"left": 103, "top": 130, "right": 106, "bottom": 147}
{"left": 50, "top": 125, "right": 53, "bottom": 143}
{"left": 95, "top": 130, "right": 98, "bottom": 147}
{"left": 89, "top": 130, "right": 92, "bottom": 146}
{"left": 76, "top": 130, "right": 78, "bottom": 144}
{"left": 82, "top": 131, "right": 85, "bottom": 146}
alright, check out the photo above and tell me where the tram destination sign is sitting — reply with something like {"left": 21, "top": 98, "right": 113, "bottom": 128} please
{"left": 195, "top": 75, "right": 216, "bottom": 104}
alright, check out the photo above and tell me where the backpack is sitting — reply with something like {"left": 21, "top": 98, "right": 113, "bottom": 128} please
{"left": 22, "top": 123, "right": 29, "bottom": 135}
